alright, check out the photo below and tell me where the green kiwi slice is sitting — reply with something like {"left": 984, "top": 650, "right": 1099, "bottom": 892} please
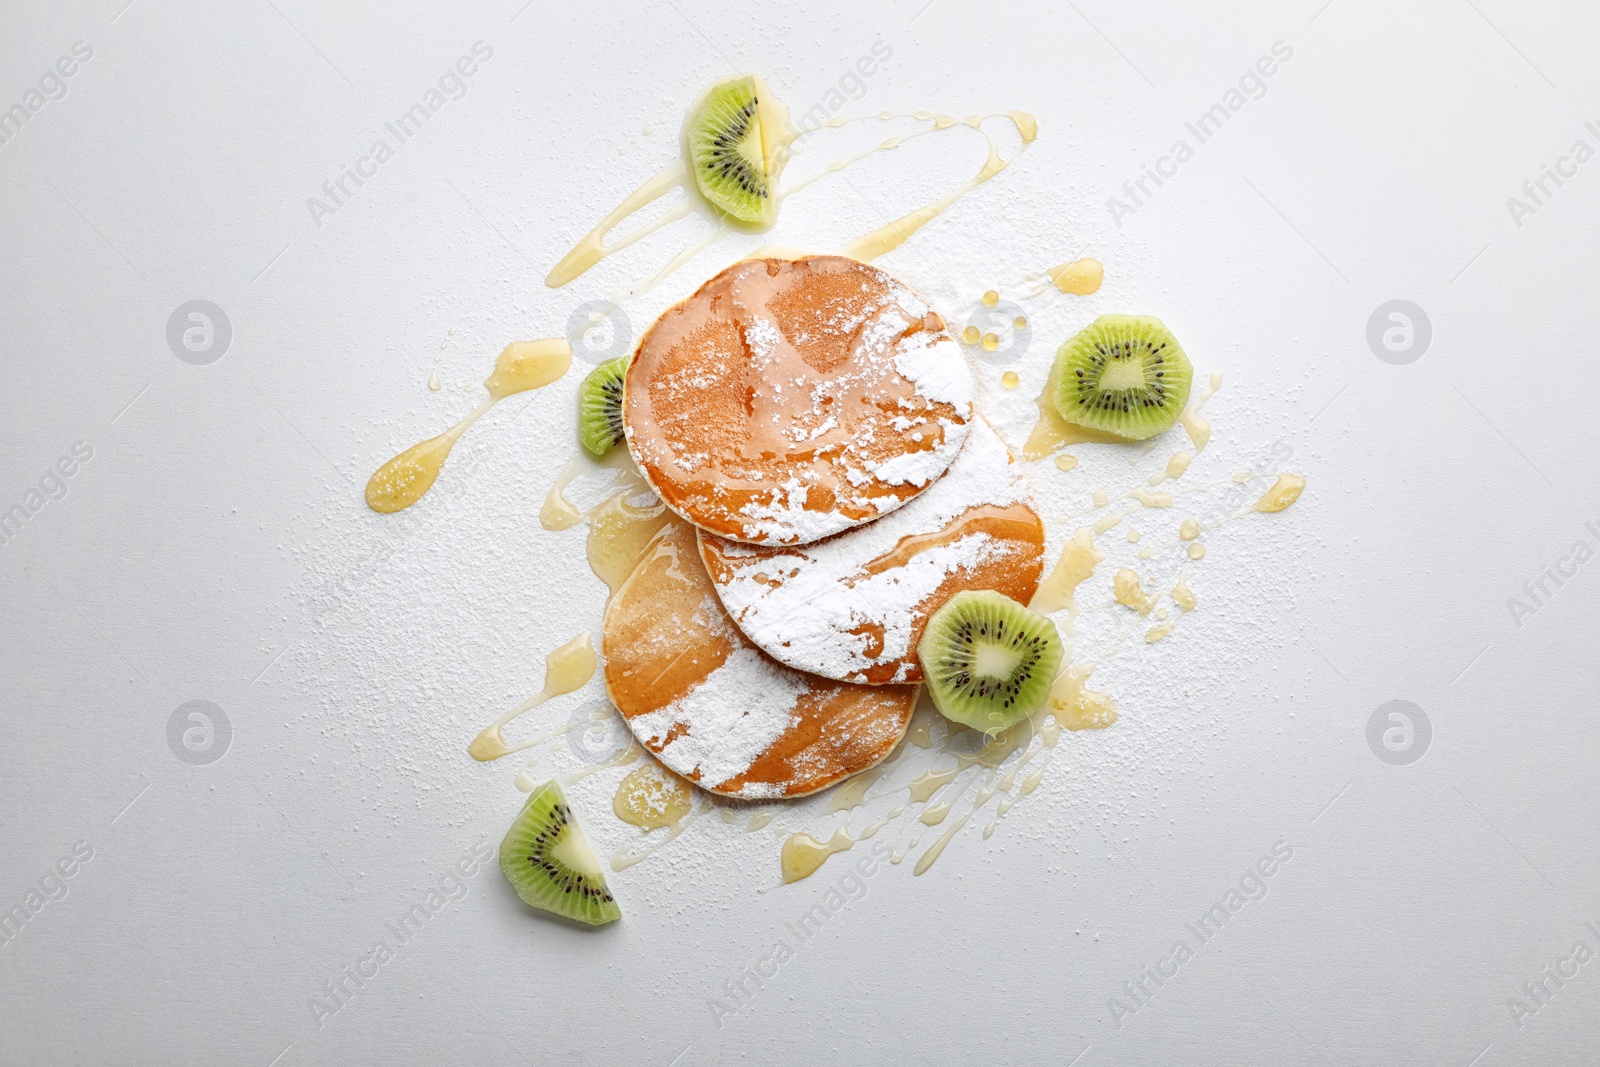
{"left": 687, "top": 76, "right": 777, "bottom": 227}
{"left": 499, "top": 780, "right": 620, "bottom": 926}
{"left": 1052, "top": 315, "right": 1193, "bottom": 440}
{"left": 578, "top": 357, "right": 628, "bottom": 458}
{"left": 917, "top": 590, "right": 1064, "bottom": 735}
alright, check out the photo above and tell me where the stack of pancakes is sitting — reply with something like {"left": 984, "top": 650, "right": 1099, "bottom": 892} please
{"left": 604, "top": 256, "right": 1046, "bottom": 799}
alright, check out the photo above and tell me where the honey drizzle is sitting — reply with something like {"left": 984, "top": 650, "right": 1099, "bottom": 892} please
{"left": 563, "top": 743, "right": 641, "bottom": 784}
{"left": 840, "top": 112, "right": 1038, "bottom": 263}
{"left": 551, "top": 102, "right": 1035, "bottom": 295}
{"left": 541, "top": 456, "right": 586, "bottom": 530}
{"left": 1048, "top": 663, "right": 1117, "bottom": 731}
{"left": 467, "top": 633, "right": 597, "bottom": 760}
{"left": 612, "top": 800, "right": 713, "bottom": 872}
{"left": 1029, "top": 527, "right": 1103, "bottom": 628}
{"left": 366, "top": 339, "right": 572, "bottom": 513}
{"left": 1112, "top": 569, "right": 1158, "bottom": 616}
{"left": 586, "top": 490, "right": 670, "bottom": 596}
{"left": 546, "top": 162, "right": 694, "bottom": 288}
{"left": 778, "top": 706, "right": 1064, "bottom": 883}
{"left": 780, "top": 113, "right": 953, "bottom": 199}
{"left": 781, "top": 827, "right": 856, "bottom": 883}
{"left": 542, "top": 448, "right": 657, "bottom": 538}
{"left": 1180, "top": 371, "right": 1224, "bottom": 454}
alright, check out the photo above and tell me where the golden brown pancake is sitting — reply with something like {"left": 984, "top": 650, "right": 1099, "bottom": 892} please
{"left": 623, "top": 256, "right": 973, "bottom": 546}
{"left": 699, "top": 419, "right": 1044, "bottom": 685}
{"left": 603, "top": 519, "right": 917, "bottom": 798}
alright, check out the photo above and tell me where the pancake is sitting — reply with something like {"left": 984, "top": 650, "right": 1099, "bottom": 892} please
{"left": 623, "top": 255, "right": 973, "bottom": 546}
{"left": 698, "top": 418, "right": 1045, "bottom": 685}
{"left": 602, "top": 519, "right": 917, "bottom": 798}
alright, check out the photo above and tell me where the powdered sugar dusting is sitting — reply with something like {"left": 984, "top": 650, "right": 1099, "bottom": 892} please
{"left": 894, "top": 336, "right": 974, "bottom": 410}
{"left": 701, "top": 419, "right": 1042, "bottom": 684}
{"left": 628, "top": 646, "right": 806, "bottom": 791}
{"left": 734, "top": 477, "right": 844, "bottom": 545}
{"left": 608, "top": 520, "right": 915, "bottom": 798}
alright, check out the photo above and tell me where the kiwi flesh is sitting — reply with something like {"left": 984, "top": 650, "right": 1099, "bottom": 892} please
{"left": 687, "top": 76, "right": 776, "bottom": 227}
{"left": 578, "top": 357, "right": 628, "bottom": 458}
{"left": 499, "top": 779, "right": 620, "bottom": 926}
{"left": 1052, "top": 315, "right": 1193, "bottom": 440}
{"left": 917, "top": 590, "right": 1063, "bottom": 734}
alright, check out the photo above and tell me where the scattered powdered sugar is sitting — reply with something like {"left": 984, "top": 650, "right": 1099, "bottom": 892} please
{"left": 893, "top": 335, "right": 975, "bottom": 410}
{"left": 735, "top": 477, "right": 845, "bottom": 545}
{"left": 742, "top": 315, "right": 784, "bottom": 371}
{"left": 627, "top": 646, "right": 806, "bottom": 792}
{"left": 704, "top": 418, "right": 1036, "bottom": 683}
{"left": 886, "top": 280, "right": 931, "bottom": 319}
{"left": 724, "top": 780, "right": 788, "bottom": 800}
{"left": 855, "top": 307, "right": 912, "bottom": 360}
{"left": 867, "top": 416, "right": 963, "bottom": 488}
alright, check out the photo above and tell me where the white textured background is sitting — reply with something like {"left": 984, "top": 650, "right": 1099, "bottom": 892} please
{"left": 3, "top": 0, "right": 1598, "bottom": 1064}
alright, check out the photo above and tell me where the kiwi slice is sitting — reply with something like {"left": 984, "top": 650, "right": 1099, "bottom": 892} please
{"left": 917, "top": 590, "right": 1064, "bottom": 734}
{"left": 499, "top": 780, "right": 620, "bottom": 927}
{"left": 578, "top": 357, "right": 628, "bottom": 458}
{"left": 687, "top": 76, "right": 777, "bottom": 227}
{"left": 1052, "top": 315, "right": 1193, "bottom": 440}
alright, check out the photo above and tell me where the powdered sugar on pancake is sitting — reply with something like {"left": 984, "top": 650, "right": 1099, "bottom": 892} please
{"left": 627, "top": 646, "right": 807, "bottom": 791}
{"left": 893, "top": 335, "right": 974, "bottom": 409}
{"left": 699, "top": 419, "right": 1046, "bottom": 685}
{"left": 604, "top": 520, "right": 917, "bottom": 797}
{"left": 624, "top": 256, "right": 974, "bottom": 546}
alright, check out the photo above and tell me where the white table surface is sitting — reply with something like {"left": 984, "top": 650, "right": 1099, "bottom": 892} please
{"left": 3, "top": 1, "right": 1598, "bottom": 1064}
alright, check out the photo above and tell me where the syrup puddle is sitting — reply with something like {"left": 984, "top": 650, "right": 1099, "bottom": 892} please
{"left": 1254, "top": 472, "right": 1307, "bottom": 513}
{"left": 366, "top": 339, "right": 571, "bottom": 513}
{"left": 1021, "top": 356, "right": 1140, "bottom": 461}
{"left": 613, "top": 762, "right": 693, "bottom": 830}
{"left": 587, "top": 490, "right": 670, "bottom": 595}
{"left": 1038, "top": 257, "right": 1104, "bottom": 296}
{"left": 541, "top": 448, "right": 658, "bottom": 538}
{"left": 1112, "top": 569, "right": 1158, "bottom": 616}
{"left": 781, "top": 828, "right": 857, "bottom": 883}
{"left": 1030, "top": 527, "right": 1104, "bottom": 632}
{"left": 540, "top": 456, "right": 587, "bottom": 530}
{"left": 1048, "top": 662, "right": 1117, "bottom": 730}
